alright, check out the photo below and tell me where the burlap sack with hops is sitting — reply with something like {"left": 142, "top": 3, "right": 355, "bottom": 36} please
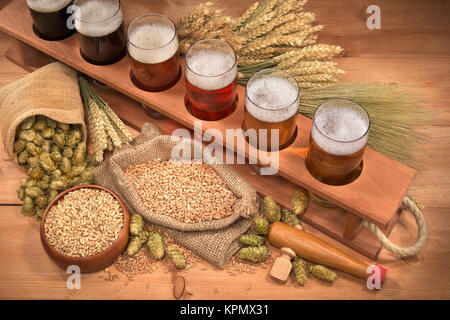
{"left": 0, "top": 62, "right": 87, "bottom": 161}
{"left": 95, "top": 122, "right": 259, "bottom": 268}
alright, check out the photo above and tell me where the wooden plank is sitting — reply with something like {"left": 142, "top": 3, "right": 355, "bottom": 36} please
{"left": 0, "top": 0, "right": 417, "bottom": 230}
{"left": 0, "top": 205, "right": 448, "bottom": 299}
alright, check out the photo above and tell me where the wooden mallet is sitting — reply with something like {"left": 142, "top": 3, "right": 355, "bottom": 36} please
{"left": 268, "top": 221, "right": 387, "bottom": 283}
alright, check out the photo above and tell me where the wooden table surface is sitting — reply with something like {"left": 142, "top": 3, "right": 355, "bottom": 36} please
{"left": 0, "top": 0, "right": 449, "bottom": 300}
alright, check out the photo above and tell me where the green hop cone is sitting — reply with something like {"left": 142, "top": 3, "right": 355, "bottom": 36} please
{"left": 239, "top": 234, "right": 265, "bottom": 247}
{"left": 13, "top": 140, "right": 26, "bottom": 153}
{"left": 292, "top": 256, "right": 308, "bottom": 286}
{"left": 239, "top": 246, "right": 269, "bottom": 263}
{"left": 166, "top": 245, "right": 187, "bottom": 269}
{"left": 18, "top": 129, "right": 35, "bottom": 142}
{"left": 42, "top": 127, "right": 55, "bottom": 139}
{"left": 22, "top": 196, "right": 35, "bottom": 216}
{"left": 281, "top": 208, "right": 300, "bottom": 227}
{"left": 291, "top": 188, "right": 309, "bottom": 215}
{"left": 264, "top": 195, "right": 281, "bottom": 222}
{"left": 20, "top": 117, "right": 35, "bottom": 130}
{"left": 129, "top": 213, "right": 144, "bottom": 236}
{"left": 126, "top": 230, "right": 148, "bottom": 256}
{"left": 309, "top": 265, "right": 338, "bottom": 283}
{"left": 25, "top": 186, "right": 42, "bottom": 199}
{"left": 253, "top": 217, "right": 269, "bottom": 235}
{"left": 147, "top": 230, "right": 165, "bottom": 260}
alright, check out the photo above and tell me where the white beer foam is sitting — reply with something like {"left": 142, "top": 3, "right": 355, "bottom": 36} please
{"left": 128, "top": 23, "right": 178, "bottom": 64}
{"left": 245, "top": 76, "right": 299, "bottom": 123}
{"left": 185, "top": 49, "right": 237, "bottom": 91}
{"left": 311, "top": 104, "right": 369, "bottom": 156}
{"left": 74, "top": 0, "right": 123, "bottom": 37}
{"left": 27, "top": 0, "right": 73, "bottom": 13}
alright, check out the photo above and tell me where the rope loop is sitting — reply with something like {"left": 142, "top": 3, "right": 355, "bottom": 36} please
{"left": 362, "top": 195, "right": 427, "bottom": 257}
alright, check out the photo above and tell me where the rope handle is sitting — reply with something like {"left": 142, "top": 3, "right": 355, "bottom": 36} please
{"left": 362, "top": 195, "right": 427, "bottom": 257}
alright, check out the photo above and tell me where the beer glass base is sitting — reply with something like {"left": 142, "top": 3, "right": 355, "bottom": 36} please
{"left": 130, "top": 66, "right": 181, "bottom": 92}
{"left": 79, "top": 47, "right": 127, "bottom": 66}
{"left": 185, "top": 96, "right": 238, "bottom": 121}
{"left": 241, "top": 122, "right": 298, "bottom": 152}
{"left": 141, "top": 104, "right": 167, "bottom": 120}
{"left": 305, "top": 157, "right": 364, "bottom": 186}
{"left": 308, "top": 191, "right": 337, "bottom": 208}
{"left": 32, "top": 24, "right": 75, "bottom": 41}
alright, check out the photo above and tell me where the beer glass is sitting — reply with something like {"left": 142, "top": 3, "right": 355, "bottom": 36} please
{"left": 74, "top": 0, "right": 126, "bottom": 65}
{"left": 306, "top": 98, "right": 370, "bottom": 186}
{"left": 243, "top": 69, "right": 299, "bottom": 151}
{"left": 127, "top": 14, "right": 181, "bottom": 92}
{"left": 27, "top": 0, "right": 75, "bottom": 40}
{"left": 184, "top": 39, "right": 238, "bottom": 121}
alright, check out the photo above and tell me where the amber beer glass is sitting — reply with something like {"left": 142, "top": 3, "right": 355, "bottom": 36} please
{"left": 306, "top": 98, "right": 370, "bottom": 186}
{"left": 74, "top": 0, "right": 126, "bottom": 65}
{"left": 27, "top": 0, "right": 75, "bottom": 40}
{"left": 184, "top": 39, "right": 238, "bottom": 121}
{"left": 127, "top": 14, "right": 181, "bottom": 92}
{"left": 243, "top": 69, "right": 299, "bottom": 151}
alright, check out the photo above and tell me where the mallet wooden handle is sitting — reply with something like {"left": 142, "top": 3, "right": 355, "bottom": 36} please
{"left": 268, "top": 222, "right": 386, "bottom": 281}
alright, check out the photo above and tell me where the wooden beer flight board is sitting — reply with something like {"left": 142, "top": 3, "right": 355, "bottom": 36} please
{"left": 0, "top": 0, "right": 416, "bottom": 259}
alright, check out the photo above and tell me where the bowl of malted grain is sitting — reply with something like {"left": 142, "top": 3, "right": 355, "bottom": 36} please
{"left": 40, "top": 185, "right": 130, "bottom": 273}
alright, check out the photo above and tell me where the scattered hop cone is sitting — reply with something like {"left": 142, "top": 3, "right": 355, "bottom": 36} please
{"left": 166, "top": 245, "right": 187, "bottom": 269}
{"left": 28, "top": 166, "right": 44, "bottom": 180}
{"left": 264, "top": 195, "right": 281, "bottom": 222}
{"left": 281, "top": 208, "right": 300, "bottom": 227}
{"left": 126, "top": 230, "right": 148, "bottom": 256}
{"left": 21, "top": 196, "right": 35, "bottom": 216}
{"left": 129, "top": 213, "right": 144, "bottom": 236}
{"left": 25, "top": 186, "right": 42, "bottom": 199}
{"left": 253, "top": 217, "right": 269, "bottom": 235}
{"left": 240, "top": 234, "right": 265, "bottom": 247}
{"left": 292, "top": 256, "right": 308, "bottom": 286}
{"left": 147, "top": 230, "right": 165, "bottom": 260}
{"left": 291, "top": 188, "right": 309, "bottom": 215}
{"left": 309, "top": 265, "right": 338, "bottom": 283}
{"left": 239, "top": 246, "right": 269, "bottom": 263}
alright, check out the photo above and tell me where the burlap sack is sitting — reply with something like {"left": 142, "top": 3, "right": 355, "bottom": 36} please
{"left": 0, "top": 62, "right": 87, "bottom": 160}
{"left": 95, "top": 122, "right": 259, "bottom": 268}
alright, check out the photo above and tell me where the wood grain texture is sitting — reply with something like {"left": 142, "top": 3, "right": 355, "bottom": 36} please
{"left": 0, "top": 0, "right": 449, "bottom": 299}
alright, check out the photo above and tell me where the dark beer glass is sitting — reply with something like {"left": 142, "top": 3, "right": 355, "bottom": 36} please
{"left": 127, "top": 14, "right": 181, "bottom": 92}
{"left": 306, "top": 98, "right": 370, "bottom": 186}
{"left": 184, "top": 39, "right": 238, "bottom": 121}
{"left": 74, "top": 0, "right": 126, "bottom": 65}
{"left": 27, "top": 0, "right": 75, "bottom": 40}
{"left": 243, "top": 69, "right": 299, "bottom": 151}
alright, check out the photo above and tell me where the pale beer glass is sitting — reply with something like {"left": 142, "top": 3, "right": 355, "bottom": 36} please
{"left": 127, "top": 14, "right": 181, "bottom": 92}
{"left": 306, "top": 98, "right": 370, "bottom": 186}
{"left": 243, "top": 69, "right": 299, "bottom": 151}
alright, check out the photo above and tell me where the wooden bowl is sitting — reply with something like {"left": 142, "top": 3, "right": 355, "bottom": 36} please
{"left": 40, "top": 185, "right": 130, "bottom": 273}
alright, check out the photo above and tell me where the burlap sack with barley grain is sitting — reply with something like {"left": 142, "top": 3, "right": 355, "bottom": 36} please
{"left": 95, "top": 122, "right": 259, "bottom": 268}
{"left": 0, "top": 62, "right": 87, "bottom": 161}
